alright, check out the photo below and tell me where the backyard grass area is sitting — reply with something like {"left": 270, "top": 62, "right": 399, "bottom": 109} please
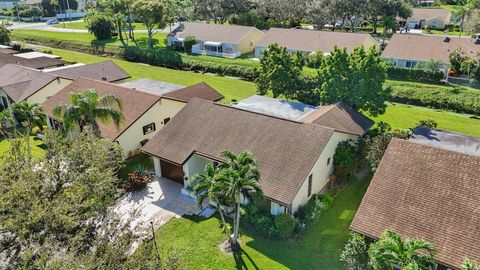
{"left": 0, "top": 136, "right": 46, "bottom": 159}
{"left": 131, "top": 176, "right": 372, "bottom": 269}
{"left": 370, "top": 102, "right": 480, "bottom": 136}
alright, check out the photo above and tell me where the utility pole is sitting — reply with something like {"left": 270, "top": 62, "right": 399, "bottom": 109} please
{"left": 150, "top": 221, "right": 162, "bottom": 269}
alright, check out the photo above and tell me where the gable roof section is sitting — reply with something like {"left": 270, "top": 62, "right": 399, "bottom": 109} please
{"left": 141, "top": 98, "right": 335, "bottom": 205}
{"left": 49, "top": 61, "right": 131, "bottom": 82}
{"left": 256, "top": 28, "right": 377, "bottom": 53}
{"left": 163, "top": 82, "right": 224, "bottom": 102}
{"left": 382, "top": 34, "right": 480, "bottom": 64}
{"left": 350, "top": 138, "right": 480, "bottom": 269}
{"left": 0, "top": 64, "right": 61, "bottom": 102}
{"left": 410, "top": 8, "right": 451, "bottom": 22}
{"left": 42, "top": 78, "right": 161, "bottom": 140}
{"left": 301, "top": 103, "right": 374, "bottom": 135}
{"left": 175, "top": 22, "right": 258, "bottom": 44}
{"left": 0, "top": 52, "right": 65, "bottom": 69}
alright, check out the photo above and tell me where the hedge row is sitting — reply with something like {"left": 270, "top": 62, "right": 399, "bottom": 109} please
{"left": 124, "top": 46, "right": 257, "bottom": 80}
{"left": 389, "top": 81, "right": 480, "bottom": 115}
{"left": 387, "top": 66, "right": 445, "bottom": 84}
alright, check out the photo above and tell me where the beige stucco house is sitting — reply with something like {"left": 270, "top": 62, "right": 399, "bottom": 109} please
{"left": 167, "top": 22, "right": 264, "bottom": 58}
{"left": 255, "top": 28, "right": 377, "bottom": 58}
{"left": 401, "top": 8, "right": 452, "bottom": 30}
{"left": 382, "top": 34, "right": 480, "bottom": 71}
{"left": 0, "top": 64, "right": 73, "bottom": 112}
{"left": 141, "top": 96, "right": 373, "bottom": 215}
{"left": 42, "top": 78, "right": 224, "bottom": 156}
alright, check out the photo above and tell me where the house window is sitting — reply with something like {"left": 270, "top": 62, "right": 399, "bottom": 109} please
{"left": 1, "top": 96, "right": 8, "bottom": 110}
{"left": 163, "top": 117, "right": 171, "bottom": 125}
{"left": 405, "top": 61, "right": 417, "bottom": 68}
{"left": 308, "top": 174, "right": 313, "bottom": 197}
{"left": 213, "top": 161, "right": 219, "bottom": 169}
{"left": 327, "top": 157, "right": 331, "bottom": 165}
{"left": 142, "top": 123, "right": 156, "bottom": 135}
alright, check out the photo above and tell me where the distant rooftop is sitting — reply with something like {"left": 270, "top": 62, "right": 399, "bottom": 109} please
{"left": 14, "top": 52, "right": 61, "bottom": 59}
{"left": 119, "top": 78, "right": 184, "bottom": 96}
{"left": 43, "top": 63, "right": 86, "bottom": 72}
{"left": 233, "top": 95, "right": 317, "bottom": 121}
{"left": 410, "top": 126, "right": 480, "bottom": 157}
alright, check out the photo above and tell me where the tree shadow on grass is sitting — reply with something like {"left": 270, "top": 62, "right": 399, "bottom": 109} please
{"left": 90, "top": 37, "right": 119, "bottom": 54}
{"left": 234, "top": 248, "right": 260, "bottom": 270}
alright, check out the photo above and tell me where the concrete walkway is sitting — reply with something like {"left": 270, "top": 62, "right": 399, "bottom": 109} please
{"left": 106, "top": 177, "right": 201, "bottom": 250}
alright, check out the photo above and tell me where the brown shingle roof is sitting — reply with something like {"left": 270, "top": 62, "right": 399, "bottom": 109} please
{"left": 42, "top": 78, "right": 161, "bottom": 140}
{"left": 382, "top": 34, "right": 480, "bottom": 64}
{"left": 0, "top": 64, "right": 62, "bottom": 102}
{"left": 163, "top": 82, "right": 224, "bottom": 102}
{"left": 350, "top": 138, "right": 480, "bottom": 269}
{"left": 175, "top": 22, "right": 258, "bottom": 44}
{"left": 0, "top": 52, "right": 65, "bottom": 69}
{"left": 141, "top": 98, "right": 335, "bottom": 205}
{"left": 49, "top": 61, "right": 130, "bottom": 82}
{"left": 410, "top": 8, "right": 451, "bottom": 22}
{"left": 0, "top": 48, "right": 17, "bottom": 55}
{"left": 302, "top": 103, "right": 374, "bottom": 135}
{"left": 256, "top": 28, "right": 377, "bottom": 53}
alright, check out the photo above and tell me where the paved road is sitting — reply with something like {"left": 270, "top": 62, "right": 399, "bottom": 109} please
{"left": 7, "top": 20, "right": 178, "bottom": 34}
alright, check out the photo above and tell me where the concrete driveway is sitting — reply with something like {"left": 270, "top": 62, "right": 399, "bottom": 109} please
{"left": 108, "top": 177, "right": 201, "bottom": 250}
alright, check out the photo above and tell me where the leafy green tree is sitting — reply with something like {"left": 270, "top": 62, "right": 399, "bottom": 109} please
{"left": 219, "top": 150, "right": 263, "bottom": 249}
{"left": 255, "top": 43, "right": 304, "bottom": 99}
{"left": 0, "top": 24, "right": 10, "bottom": 45}
{"left": 52, "top": 89, "right": 124, "bottom": 137}
{"left": 87, "top": 13, "right": 115, "bottom": 40}
{"left": 0, "top": 108, "right": 14, "bottom": 138}
{"left": 12, "top": 101, "right": 45, "bottom": 155}
{"left": 418, "top": 60, "right": 443, "bottom": 72}
{"left": 369, "top": 230, "right": 437, "bottom": 270}
{"left": 132, "top": 0, "right": 167, "bottom": 47}
{"left": 182, "top": 35, "right": 196, "bottom": 53}
{"left": 462, "top": 258, "right": 479, "bottom": 270}
{"left": 453, "top": 4, "right": 472, "bottom": 37}
{"left": 417, "top": 119, "right": 438, "bottom": 129}
{"left": 0, "top": 129, "right": 126, "bottom": 267}
{"left": 315, "top": 46, "right": 389, "bottom": 116}
{"left": 189, "top": 163, "right": 230, "bottom": 236}
{"left": 333, "top": 140, "right": 358, "bottom": 182}
{"left": 340, "top": 233, "right": 371, "bottom": 270}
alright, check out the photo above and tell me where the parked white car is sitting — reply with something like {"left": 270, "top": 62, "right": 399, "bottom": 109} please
{"left": 46, "top": 19, "right": 59, "bottom": 25}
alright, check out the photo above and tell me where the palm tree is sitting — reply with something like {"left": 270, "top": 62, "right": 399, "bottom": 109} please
{"left": 52, "top": 89, "right": 124, "bottom": 137}
{"left": 189, "top": 163, "right": 230, "bottom": 237}
{"left": 219, "top": 150, "right": 263, "bottom": 249}
{"left": 453, "top": 5, "right": 471, "bottom": 37}
{"left": 462, "top": 258, "right": 479, "bottom": 270}
{"left": 12, "top": 101, "right": 45, "bottom": 155}
{"left": 0, "top": 108, "right": 14, "bottom": 138}
{"left": 369, "top": 230, "right": 437, "bottom": 270}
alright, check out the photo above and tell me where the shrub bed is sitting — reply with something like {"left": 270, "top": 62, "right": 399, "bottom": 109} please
{"left": 388, "top": 81, "right": 480, "bottom": 115}
{"left": 386, "top": 66, "right": 444, "bottom": 84}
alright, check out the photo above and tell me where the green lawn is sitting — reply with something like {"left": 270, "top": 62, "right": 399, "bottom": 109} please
{"left": 427, "top": 30, "right": 466, "bottom": 36}
{"left": 370, "top": 102, "right": 480, "bottom": 136}
{"left": 131, "top": 176, "right": 372, "bottom": 269}
{"left": 0, "top": 136, "right": 46, "bottom": 159}
{"left": 54, "top": 21, "right": 148, "bottom": 30}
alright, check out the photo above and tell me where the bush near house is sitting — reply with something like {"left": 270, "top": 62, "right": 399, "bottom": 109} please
{"left": 386, "top": 66, "right": 445, "bottom": 84}
{"left": 274, "top": 213, "right": 298, "bottom": 240}
{"left": 241, "top": 203, "right": 279, "bottom": 238}
{"left": 295, "top": 193, "right": 334, "bottom": 224}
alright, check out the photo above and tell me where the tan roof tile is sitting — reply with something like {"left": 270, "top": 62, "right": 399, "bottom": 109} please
{"left": 141, "top": 98, "right": 335, "bottom": 205}
{"left": 49, "top": 61, "right": 130, "bottom": 82}
{"left": 163, "top": 82, "right": 224, "bottom": 102}
{"left": 175, "top": 22, "right": 258, "bottom": 44}
{"left": 351, "top": 138, "right": 480, "bottom": 269}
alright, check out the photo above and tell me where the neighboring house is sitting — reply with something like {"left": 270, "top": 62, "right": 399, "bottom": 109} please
{"left": 0, "top": 51, "right": 66, "bottom": 69}
{"left": 46, "top": 61, "right": 131, "bottom": 83}
{"left": 351, "top": 131, "right": 480, "bottom": 269}
{"left": 382, "top": 34, "right": 480, "bottom": 70}
{"left": 167, "top": 22, "right": 264, "bottom": 58}
{"left": 141, "top": 97, "right": 373, "bottom": 216}
{"left": 42, "top": 78, "right": 224, "bottom": 155}
{"left": 255, "top": 28, "right": 378, "bottom": 58}
{"left": 0, "top": 64, "right": 73, "bottom": 110}
{"left": 401, "top": 8, "right": 452, "bottom": 29}
{"left": 0, "top": 0, "right": 20, "bottom": 10}
{"left": 14, "top": 52, "right": 61, "bottom": 59}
